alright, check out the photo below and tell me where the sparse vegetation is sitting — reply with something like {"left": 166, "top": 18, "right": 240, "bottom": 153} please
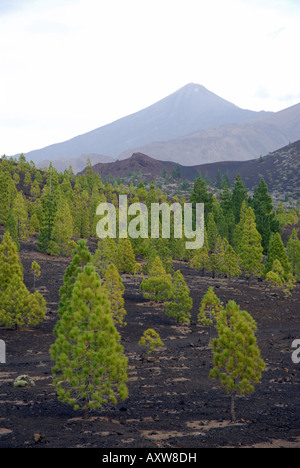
{"left": 0, "top": 152, "right": 299, "bottom": 446}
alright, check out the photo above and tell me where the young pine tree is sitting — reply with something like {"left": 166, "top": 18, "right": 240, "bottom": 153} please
{"left": 210, "top": 301, "right": 265, "bottom": 421}
{"left": 287, "top": 229, "right": 300, "bottom": 281}
{"left": 5, "top": 210, "right": 20, "bottom": 250}
{"left": 0, "top": 232, "right": 23, "bottom": 292}
{"left": 37, "top": 192, "right": 58, "bottom": 253}
{"left": 190, "top": 245, "right": 210, "bottom": 276}
{"left": 12, "top": 191, "right": 29, "bottom": 241}
{"left": 49, "top": 198, "right": 74, "bottom": 256}
{"left": 252, "top": 178, "right": 280, "bottom": 252}
{"left": 141, "top": 256, "right": 172, "bottom": 303}
{"left": 165, "top": 270, "right": 193, "bottom": 325}
{"left": 116, "top": 238, "right": 140, "bottom": 274}
{"left": 0, "top": 232, "right": 46, "bottom": 328}
{"left": 0, "top": 275, "right": 46, "bottom": 328}
{"left": 139, "top": 329, "right": 164, "bottom": 354}
{"left": 266, "top": 259, "right": 296, "bottom": 297}
{"left": 93, "top": 237, "right": 117, "bottom": 278}
{"left": 31, "top": 261, "right": 41, "bottom": 289}
{"left": 198, "top": 287, "right": 223, "bottom": 344}
{"left": 50, "top": 264, "right": 128, "bottom": 418}
{"left": 103, "top": 264, "right": 127, "bottom": 327}
{"left": 57, "top": 240, "right": 93, "bottom": 318}
{"left": 264, "top": 232, "right": 291, "bottom": 280}
{"left": 223, "top": 244, "right": 241, "bottom": 283}
{"left": 239, "top": 207, "right": 264, "bottom": 286}
{"left": 231, "top": 174, "right": 248, "bottom": 223}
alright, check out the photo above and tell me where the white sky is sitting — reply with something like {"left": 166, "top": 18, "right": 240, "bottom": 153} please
{"left": 1, "top": 0, "right": 300, "bottom": 156}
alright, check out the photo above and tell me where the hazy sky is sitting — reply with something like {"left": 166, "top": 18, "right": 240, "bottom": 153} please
{"left": 1, "top": 0, "right": 300, "bottom": 155}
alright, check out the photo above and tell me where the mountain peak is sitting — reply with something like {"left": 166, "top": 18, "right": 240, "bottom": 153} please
{"left": 21, "top": 83, "right": 264, "bottom": 166}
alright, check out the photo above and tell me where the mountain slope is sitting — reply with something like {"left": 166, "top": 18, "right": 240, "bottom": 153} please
{"left": 118, "top": 102, "right": 300, "bottom": 165}
{"left": 86, "top": 141, "right": 300, "bottom": 197}
{"left": 16, "top": 83, "right": 266, "bottom": 164}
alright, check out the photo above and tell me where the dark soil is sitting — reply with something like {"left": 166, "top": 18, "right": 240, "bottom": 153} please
{"left": 0, "top": 237, "right": 300, "bottom": 448}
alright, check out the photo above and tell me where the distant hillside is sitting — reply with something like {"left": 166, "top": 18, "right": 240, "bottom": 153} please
{"left": 118, "top": 103, "right": 300, "bottom": 165}
{"left": 85, "top": 141, "right": 300, "bottom": 199}
{"left": 37, "top": 153, "right": 115, "bottom": 173}
{"left": 14, "top": 83, "right": 266, "bottom": 166}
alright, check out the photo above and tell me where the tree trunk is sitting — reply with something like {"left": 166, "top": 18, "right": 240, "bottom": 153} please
{"left": 231, "top": 393, "right": 236, "bottom": 422}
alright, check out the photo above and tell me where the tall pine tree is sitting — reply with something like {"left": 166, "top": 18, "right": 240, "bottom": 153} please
{"left": 239, "top": 207, "right": 263, "bottom": 285}
{"left": 50, "top": 264, "right": 128, "bottom": 417}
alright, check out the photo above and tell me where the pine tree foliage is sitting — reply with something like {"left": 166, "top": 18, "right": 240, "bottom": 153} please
{"left": 139, "top": 329, "right": 164, "bottom": 354}
{"left": 141, "top": 256, "right": 172, "bottom": 303}
{"left": 210, "top": 300, "right": 265, "bottom": 421}
{"left": 252, "top": 178, "right": 280, "bottom": 252}
{"left": 57, "top": 240, "right": 92, "bottom": 318}
{"left": 50, "top": 197, "right": 74, "bottom": 256}
{"left": 190, "top": 246, "right": 210, "bottom": 274}
{"left": 104, "top": 264, "right": 127, "bottom": 327}
{"left": 116, "top": 238, "right": 140, "bottom": 274}
{"left": 239, "top": 207, "right": 264, "bottom": 285}
{"left": 12, "top": 191, "right": 29, "bottom": 241}
{"left": 266, "top": 259, "right": 296, "bottom": 297}
{"left": 0, "top": 169, "right": 17, "bottom": 224}
{"left": 287, "top": 229, "right": 300, "bottom": 281}
{"left": 31, "top": 261, "right": 41, "bottom": 289}
{"left": 0, "top": 232, "right": 46, "bottom": 328}
{"left": 198, "top": 287, "right": 223, "bottom": 344}
{"left": 93, "top": 238, "right": 117, "bottom": 277}
{"left": 5, "top": 210, "right": 20, "bottom": 250}
{"left": 50, "top": 264, "right": 128, "bottom": 416}
{"left": 231, "top": 174, "right": 248, "bottom": 223}
{"left": 165, "top": 270, "right": 193, "bottom": 325}
{"left": 264, "top": 232, "right": 291, "bottom": 280}
{"left": 37, "top": 192, "right": 58, "bottom": 253}
{"left": 223, "top": 243, "right": 241, "bottom": 282}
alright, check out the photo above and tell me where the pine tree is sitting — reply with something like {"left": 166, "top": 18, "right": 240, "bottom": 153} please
{"left": 265, "top": 232, "right": 291, "bottom": 280}
{"left": 210, "top": 300, "right": 265, "bottom": 421}
{"left": 0, "top": 232, "right": 23, "bottom": 293}
{"left": 190, "top": 176, "right": 214, "bottom": 224}
{"left": 49, "top": 197, "right": 74, "bottom": 256}
{"left": 0, "top": 169, "right": 17, "bottom": 225}
{"left": 5, "top": 210, "right": 20, "bottom": 250}
{"left": 50, "top": 264, "right": 128, "bottom": 417}
{"left": 12, "top": 192, "right": 29, "bottom": 241}
{"left": 73, "top": 186, "right": 90, "bottom": 239}
{"left": 0, "top": 275, "right": 46, "bottom": 328}
{"left": 139, "top": 329, "right": 164, "bottom": 354}
{"left": 31, "top": 261, "right": 41, "bottom": 289}
{"left": 57, "top": 240, "right": 93, "bottom": 318}
{"left": 231, "top": 174, "right": 248, "bottom": 223}
{"left": 37, "top": 192, "right": 58, "bottom": 253}
{"left": 266, "top": 259, "right": 296, "bottom": 297}
{"left": 0, "top": 232, "right": 46, "bottom": 328}
{"left": 190, "top": 246, "right": 210, "bottom": 275}
{"left": 287, "top": 229, "right": 300, "bottom": 281}
{"left": 141, "top": 256, "right": 172, "bottom": 303}
{"left": 93, "top": 237, "right": 117, "bottom": 278}
{"left": 206, "top": 212, "right": 218, "bottom": 252}
{"left": 116, "top": 238, "right": 140, "bottom": 274}
{"left": 165, "top": 270, "right": 193, "bottom": 325}
{"left": 233, "top": 200, "right": 248, "bottom": 253}
{"left": 252, "top": 178, "right": 280, "bottom": 252}
{"left": 198, "top": 287, "right": 223, "bottom": 344}
{"left": 239, "top": 207, "right": 264, "bottom": 285}
{"left": 104, "top": 264, "right": 127, "bottom": 327}
{"left": 223, "top": 244, "right": 241, "bottom": 283}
